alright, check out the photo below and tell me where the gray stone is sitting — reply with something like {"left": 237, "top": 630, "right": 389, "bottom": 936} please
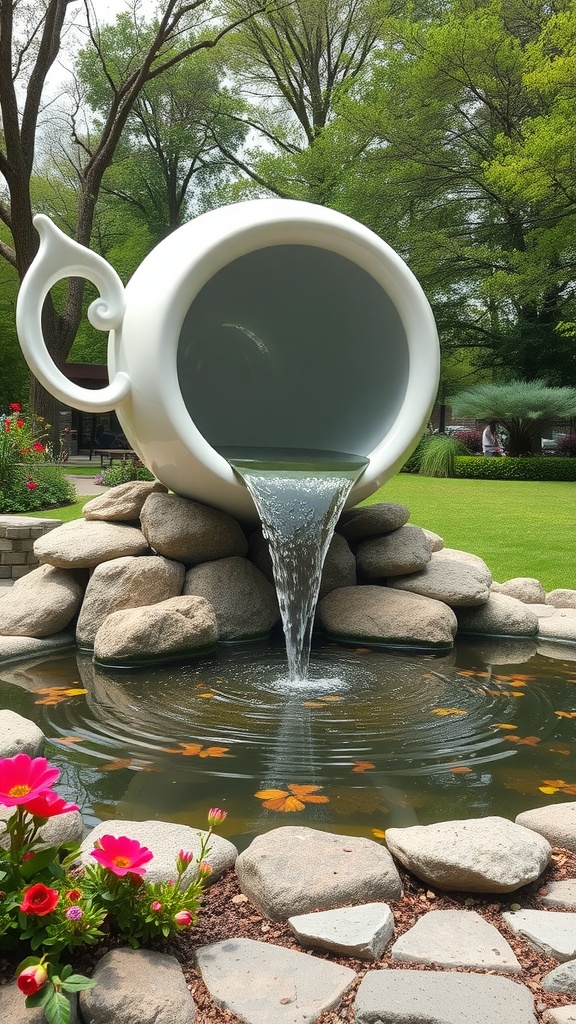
{"left": 392, "top": 558, "right": 490, "bottom": 607}
{"left": 288, "top": 902, "right": 394, "bottom": 960}
{"left": 82, "top": 479, "right": 167, "bottom": 521}
{"left": 0, "top": 709, "right": 44, "bottom": 757}
{"left": 235, "top": 826, "right": 402, "bottom": 921}
{"left": 356, "top": 525, "right": 431, "bottom": 577}
{"left": 77, "top": 554, "right": 185, "bottom": 647}
{"left": 140, "top": 492, "right": 247, "bottom": 566}
{"left": 0, "top": 983, "right": 76, "bottom": 1023}
{"left": 354, "top": 969, "right": 537, "bottom": 1024}
{"left": 540, "top": 880, "right": 576, "bottom": 908}
{"left": 547, "top": 590, "right": 576, "bottom": 609}
{"left": 543, "top": 1007, "right": 576, "bottom": 1023}
{"left": 456, "top": 593, "right": 539, "bottom": 637}
{"left": 502, "top": 909, "right": 576, "bottom": 961}
{"left": 0, "top": 563, "right": 84, "bottom": 637}
{"left": 491, "top": 577, "right": 546, "bottom": 603}
{"left": 0, "top": 632, "right": 75, "bottom": 663}
{"left": 183, "top": 556, "right": 279, "bottom": 640}
{"left": 532, "top": 603, "right": 557, "bottom": 617}
{"left": 420, "top": 526, "right": 445, "bottom": 551}
{"left": 516, "top": 802, "right": 576, "bottom": 853}
{"left": 338, "top": 502, "right": 410, "bottom": 541}
{"left": 542, "top": 960, "right": 576, "bottom": 994}
{"left": 93, "top": 594, "right": 218, "bottom": 665}
{"left": 196, "top": 937, "right": 355, "bottom": 1024}
{"left": 385, "top": 816, "right": 551, "bottom": 893}
{"left": 79, "top": 818, "right": 237, "bottom": 884}
{"left": 464, "top": 637, "right": 537, "bottom": 665}
{"left": 79, "top": 948, "right": 195, "bottom": 1024}
{"left": 391, "top": 908, "right": 521, "bottom": 972}
{"left": 318, "top": 585, "right": 457, "bottom": 649}
{"left": 0, "top": 805, "right": 83, "bottom": 850}
{"left": 432, "top": 547, "right": 493, "bottom": 586}
{"left": 249, "top": 529, "right": 356, "bottom": 598}
{"left": 539, "top": 611, "right": 576, "bottom": 643}
{"left": 34, "top": 518, "right": 149, "bottom": 568}
{"left": 537, "top": 641, "right": 576, "bottom": 662}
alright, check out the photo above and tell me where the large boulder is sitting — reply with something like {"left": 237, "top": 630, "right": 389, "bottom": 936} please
{"left": 385, "top": 816, "right": 551, "bottom": 893}
{"left": 140, "top": 492, "right": 248, "bottom": 566}
{"left": 515, "top": 802, "right": 576, "bottom": 853}
{"left": 0, "top": 709, "right": 44, "bottom": 757}
{"left": 34, "top": 519, "right": 149, "bottom": 568}
{"left": 79, "top": 948, "right": 196, "bottom": 1024}
{"left": 392, "top": 558, "right": 490, "bottom": 608}
{"left": 456, "top": 593, "right": 539, "bottom": 637}
{"left": 76, "top": 555, "right": 185, "bottom": 647}
{"left": 338, "top": 503, "right": 410, "bottom": 542}
{"left": 249, "top": 529, "right": 356, "bottom": 599}
{"left": 183, "top": 556, "right": 278, "bottom": 640}
{"left": 356, "top": 525, "right": 431, "bottom": 578}
{"left": 546, "top": 589, "right": 576, "bottom": 609}
{"left": 93, "top": 595, "right": 218, "bottom": 665}
{"left": 0, "top": 564, "right": 84, "bottom": 637}
{"left": 491, "top": 578, "right": 546, "bottom": 603}
{"left": 431, "top": 547, "right": 493, "bottom": 587}
{"left": 318, "top": 585, "right": 457, "bottom": 649}
{"left": 82, "top": 480, "right": 167, "bottom": 521}
{"left": 235, "top": 826, "right": 402, "bottom": 921}
{"left": 538, "top": 611, "right": 576, "bottom": 644}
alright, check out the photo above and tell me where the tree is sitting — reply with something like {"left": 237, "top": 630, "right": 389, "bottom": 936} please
{"left": 0, "top": 0, "right": 263, "bottom": 443}
{"left": 449, "top": 380, "right": 576, "bottom": 455}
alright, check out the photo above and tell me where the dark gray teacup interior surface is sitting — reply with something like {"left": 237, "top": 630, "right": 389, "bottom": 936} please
{"left": 177, "top": 245, "right": 409, "bottom": 455}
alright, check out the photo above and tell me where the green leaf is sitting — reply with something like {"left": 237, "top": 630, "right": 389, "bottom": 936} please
{"left": 16, "top": 955, "right": 42, "bottom": 974}
{"left": 44, "top": 990, "right": 72, "bottom": 1024}
{"left": 61, "top": 975, "right": 96, "bottom": 992}
{"left": 20, "top": 847, "right": 60, "bottom": 878}
{"left": 60, "top": 964, "right": 73, "bottom": 981}
{"left": 25, "top": 984, "right": 53, "bottom": 1008}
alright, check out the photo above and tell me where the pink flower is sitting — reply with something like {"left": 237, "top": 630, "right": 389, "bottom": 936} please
{"left": 17, "top": 963, "right": 48, "bottom": 996}
{"left": 26, "top": 480, "right": 37, "bottom": 491}
{"left": 20, "top": 883, "right": 59, "bottom": 916}
{"left": 151, "top": 900, "right": 162, "bottom": 912}
{"left": 66, "top": 906, "right": 83, "bottom": 921}
{"left": 174, "top": 910, "right": 193, "bottom": 927}
{"left": 0, "top": 754, "right": 59, "bottom": 807}
{"left": 90, "top": 835, "right": 153, "bottom": 877}
{"left": 25, "top": 790, "right": 79, "bottom": 818}
{"left": 177, "top": 849, "right": 194, "bottom": 872}
{"left": 207, "top": 807, "right": 227, "bottom": 827}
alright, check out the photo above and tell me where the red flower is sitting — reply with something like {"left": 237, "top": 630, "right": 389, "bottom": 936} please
{"left": 25, "top": 790, "right": 79, "bottom": 818}
{"left": 151, "top": 900, "right": 162, "bottom": 912}
{"left": 26, "top": 480, "right": 37, "bottom": 490}
{"left": 90, "top": 835, "right": 153, "bottom": 877}
{"left": 0, "top": 753, "right": 59, "bottom": 807}
{"left": 9, "top": 403, "right": 21, "bottom": 412}
{"left": 20, "top": 883, "right": 59, "bottom": 916}
{"left": 16, "top": 419, "right": 24, "bottom": 428}
{"left": 17, "top": 963, "right": 47, "bottom": 995}
{"left": 174, "top": 910, "right": 193, "bottom": 927}
{"left": 66, "top": 889, "right": 83, "bottom": 901}
{"left": 33, "top": 443, "right": 44, "bottom": 452}
{"left": 4, "top": 419, "right": 11, "bottom": 430}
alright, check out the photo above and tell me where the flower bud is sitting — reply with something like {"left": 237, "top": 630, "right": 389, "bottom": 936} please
{"left": 17, "top": 964, "right": 48, "bottom": 996}
{"left": 176, "top": 849, "right": 194, "bottom": 873}
{"left": 174, "top": 909, "right": 193, "bottom": 927}
{"left": 207, "top": 807, "right": 227, "bottom": 827}
{"left": 151, "top": 901, "right": 162, "bottom": 912}
{"left": 198, "top": 861, "right": 212, "bottom": 877}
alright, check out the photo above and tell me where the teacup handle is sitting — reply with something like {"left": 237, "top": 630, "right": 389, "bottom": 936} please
{"left": 16, "top": 215, "right": 131, "bottom": 411}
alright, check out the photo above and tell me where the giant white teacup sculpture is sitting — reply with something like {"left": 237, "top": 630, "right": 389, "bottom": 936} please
{"left": 16, "top": 199, "right": 439, "bottom": 520}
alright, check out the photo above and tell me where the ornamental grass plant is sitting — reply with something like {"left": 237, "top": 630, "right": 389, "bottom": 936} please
{"left": 0, "top": 752, "right": 226, "bottom": 1024}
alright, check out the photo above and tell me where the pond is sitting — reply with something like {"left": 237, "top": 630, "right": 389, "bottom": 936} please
{"left": 1, "top": 636, "right": 575, "bottom": 851}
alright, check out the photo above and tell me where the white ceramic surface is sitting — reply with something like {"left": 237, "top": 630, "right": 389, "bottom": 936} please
{"left": 16, "top": 199, "right": 440, "bottom": 519}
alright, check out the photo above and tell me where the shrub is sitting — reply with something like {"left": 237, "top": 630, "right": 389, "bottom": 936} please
{"left": 555, "top": 434, "right": 576, "bottom": 457}
{"left": 407, "top": 433, "right": 468, "bottom": 477}
{"left": 451, "top": 430, "right": 482, "bottom": 455}
{"left": 102, "top": 461, "right": 154, "bottom": 486}
{"left": 454, "top": 456, "right": 576, "bottom": 481}
{"left": 0, "top": 404, "right": 76, "bottom": 513}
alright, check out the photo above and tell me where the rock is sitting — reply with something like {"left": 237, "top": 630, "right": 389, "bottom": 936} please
{"left": 385, "top": 817, "right": 551, "bottom": 893}
{"left": 318, "top": 585, "right": 457, "bottom": 649}
{"left": 419, "top": 526, "right": 445, "bottom": 552}
{"left": 183, "top": 556, "right": 279, "bottom": 640}
{"left": 93, "top": 595, "right": 218, "bottom": 665}
{"left": 140, "top": 492, "right": 247, "bottom": 566}
{"left": 543, "top": 1009, "right": 576, "bottom": 1024}
{"left": 390, "top": 909, "right": 521, "bottom": 972}
{"left": 288, "top": 902, "right": 394, "bottom": 960}
{"left": 0, "top": 983, "right": 76, "bottom": 1023}
{"left": 539, "top": 881, "right": 576, "bottom": 909}
{"left": 456, "top": 593, "right": 539, "bottom": 637}
{"left": 0, "top": 709, "right": 44, "bottom": 757}
{"left": 354, "top": 969, "right": 537, "bottom": 1024}
{"left": 491, "top": 578, "right": 546, "bottom": 603}
{"left": 432, "top": 548, "right": 493, "bottom": 587}
{"left": 248, "top": 530, "right": 356, "bottom": 598}
{"left": 79, "top": 819, "right": 237, "bottom": 885}
{"left": 235, "top": 826, "right": 402, "bottom": 921}
{"left": 546, "top": 590, "right": 576, "bottom": 609}
{"left": 34, "top": 519, "right": 149, "bottom": 568}
{"left": 0, "top": 805, "right": 83, "bottom": 850}
{"left": 76, "top": 555, "right": 185, "bottom": 647}
{"left": 502, "top": 909, "right": 576, "bottom": 962}
{"left": 516, "top": 802, "right": 576, "bottom": 853}
{"left": 537, "top": 641, "right": 576, "bottom": 663}
{"left": 0, "top": 632, "right": 75, "bottom": 664}
{"left": 79, "top": 948, "right": 196, "bottom": 1024}
{"left": 0, "top": 564, "right": 84, "bottom": 637}
{"left": 538, "top": 611, "right": 576, "bottom": 643}
{"left": 392, "top": 558, "right": 490, "bottom": 607}
{"left": 195, "top": 937, "right": 356, "bottom": 1023}
{"left": 542, "top": 960, "right": 576, "bottom": 995}
{"left": 82, "top": 480, "right": 167, "bottom": 521}
{"left": 338, "top": 502, "right": 410, "bottom": 541}
{"left": 356, "top": 525, "right": 431, "bottom": 577}
{"left": 464, "top": 637, "right": 537, "bottom": 665}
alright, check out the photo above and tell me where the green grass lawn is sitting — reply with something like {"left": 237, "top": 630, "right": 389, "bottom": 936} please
{"left": 64, "top": 465, "right": 103, "bottom": 476}
{"left": 21, "top": 499, "right": 90, "bottom": 522}
{"left": 364, "top": 475, "right": 576, "bottom": 592}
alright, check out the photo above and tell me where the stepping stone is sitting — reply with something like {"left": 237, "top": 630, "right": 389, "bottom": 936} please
{"left": 0, "top": 632, "right": 75, "bottom": 664}
{"left": 516, "top": 801, "right": 576, "bottom": 853}
{"left": 0, "top": 982, "right": 77, "bottom": 1023}
{"left": 288, "top": 902, "right": 394, "bottom": 960}
{"left": 196, "top": 937, "right": 356, "bottom": 1024}
{"left": 542, "top": 959, "right": 576, "bottom": 995}
{"left": 391, "top": 909, "right": 521, "bottom": 972}
{"left": 79, "top": 948, "right": 195, "bottom": 1024}
{"left": 543, "top": 1007, "right": 576, "bottom": 1023}
{"left": 540, "top": 880, "right": 576, "bottom": 909}
{"left": 354, "top": 969, "right": 537, "bottom": 1024}
{"left": 502, "top": 909, "right": 576, "bottom": 962}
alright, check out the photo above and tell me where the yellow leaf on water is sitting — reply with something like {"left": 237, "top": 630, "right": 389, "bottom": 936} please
{"left": 302, "top": 701, "right": 324, "bottom": 707}
{"left": 431, "top": 708, "right": 468, "bottom": 717}
{"left": 63, "top": 688, "right": 87, "bottom": 696}
{"left": 318, "top": 695, "right": 344, "bottom": 702}
{"left": 555, "top": 711, "right": 576, "bottom": 719}
{"left": 492, "top": 724, "right": 518, "bottom": 730}
{"left": 198, "top": 746, "right": 230, "bottom": 758}
{"left": 55, "top": 736, "right": 83, "bottom": 745}
{"left": 163, "top": 743, "right": 203, "bottom": 756}
{"left": 504, "top": 735, "right": 540, "bottom": 746}
{"left": 351, "top": 761, "right": 376, "bottom": 773}
{"left": 255, "top": 789, "right": 288, "bottom": 800}
{"left": 263, "top": 795, "right": 305, "bottom": 812}
{"left": 198, "top": 692, "right": 215, "bottom": 698}
{"left": 371, "top": 828, "right": 386, "bottom": 839}
{"left": 539, "top": 786, "right": 559, "bottom": 795}
{"left": 542, "top": 779, "right": 567, "bottom": 787}
{"left": 98, "top": 758, "right": 132, "bottom": 772}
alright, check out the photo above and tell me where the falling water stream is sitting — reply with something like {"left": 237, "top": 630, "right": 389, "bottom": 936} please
{"left": 219, "top": 448, "right": 369, "bottom": 682}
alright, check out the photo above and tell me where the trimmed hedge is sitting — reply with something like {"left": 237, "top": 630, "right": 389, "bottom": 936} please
{"left": 454, "top": 456, "right": 576, "bottom": 481}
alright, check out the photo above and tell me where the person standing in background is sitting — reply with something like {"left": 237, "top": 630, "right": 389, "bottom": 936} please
{"left": 482, "top": 421, "right": 502, "bottom": 456}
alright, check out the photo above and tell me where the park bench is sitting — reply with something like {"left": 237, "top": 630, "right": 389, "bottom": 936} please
{"left": 95, "top": 449, "right": 138, "bottom": 467}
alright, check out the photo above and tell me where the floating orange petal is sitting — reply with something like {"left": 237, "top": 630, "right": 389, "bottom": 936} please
{"left": 255, "top": 788, "right": 289, "bottom": 800}
{"left": 562, "top": 784, "right": 576, "bottom": 795}
{"left": 262, "top": 795, "right": 305, "bottom": 812}
{"left": 542, "top": 779, "right": 567, "bottom": 787}
{"left": 198, "top": 692, "right": 215, "bottom": 698}
{"left": 288, "top": 784, "right": 329, "bottom": 803}
{"left": 98, "top": 758, "right": 132, "bottom": 771}
{"left": 198, "top": 746, "right": 230, "bottom": 758}
{"left": 302, "top": 701, "right": 324, "bottom": 708}
{"left": 431, "top": 708, "right": 468, "bottom": 716}
{"left": 493, "top": 723, "right": 518, "bottom": 730}
{"left": 55, "top": 736, "right": 84, "bottom": 745}
{"left": 450, "top": 766, "right": 472, "bottom": 774}
{"left": 504, "top": 735, "right": 541, "bottom": 746}
{"left": 352, "top": 761, "right": 376, "bottom": 773}
{"left": 548, "top": 747, "right": 572, "bottom": 756}
{"left": 555, "top": 711, "right": 576, "bottom": 719}
{"left": 164, "top": 743, "right": 204, "bottom": 756}
{"left": 318, "top": 695, "right": 344, "bottom": 702}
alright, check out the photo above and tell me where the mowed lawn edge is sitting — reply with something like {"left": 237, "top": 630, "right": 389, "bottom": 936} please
{"left": 363, "top": 475, "right": 575, "bottom": 592}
